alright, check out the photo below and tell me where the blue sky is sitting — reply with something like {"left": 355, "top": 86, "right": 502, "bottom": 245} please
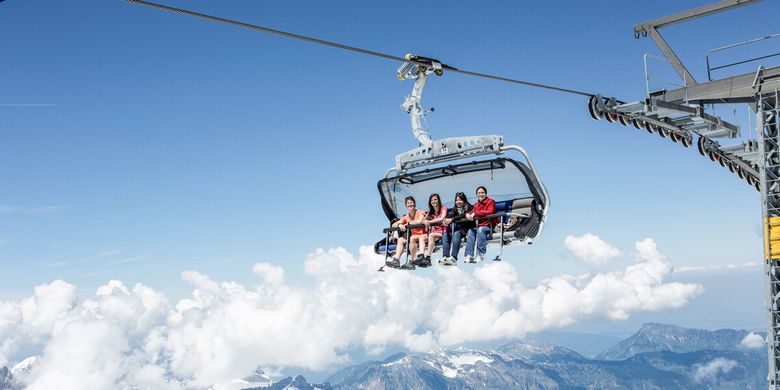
{"left": 2, "top": 0, "right": 778, "bottom": 329}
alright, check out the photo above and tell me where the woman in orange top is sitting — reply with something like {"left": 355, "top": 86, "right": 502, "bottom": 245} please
{"left": 388, "top": 196, "right": 426, "bottom": 268}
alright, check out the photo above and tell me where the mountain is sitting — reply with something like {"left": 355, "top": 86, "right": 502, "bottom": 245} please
{"left": 597, "top": 323, "right": 758, "bottom": 360}
{"left": 233, "top": 368, "right": 273, "bottom": 388}
{"left": 0, "top": 367, "right": 16, "bottom": 390}
{"left": 253, "top": 323, "right": 768, "bottom": 390}
{"left": 309, "top": 344, "right": 766, "bottom": 390}
{"left": 497, "top": 340, "right": 585, "bottom": 362}
{"left": 323, "top": 348, "right": 559, "bottom": 390}
{"left": 244, "top": 374, "right": 332, "bottom": 390}
{"left": 314, "top": 344, "right": 766, "bottom": 390}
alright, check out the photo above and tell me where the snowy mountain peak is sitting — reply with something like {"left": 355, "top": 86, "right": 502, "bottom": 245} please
{"left": 10, "top": 356, "right": 36, "bottom": 378}
{"left": 232, "top": 367, "right": 272, "bottom": 388}
{"left": 498, "top": 340, "right": 584, "bottom": 362}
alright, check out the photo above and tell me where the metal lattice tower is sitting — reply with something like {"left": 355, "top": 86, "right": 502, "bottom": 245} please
{"left": 760, "top": 89, "right": 780, "bottom": 388}
{"left": 588, "top": 1, "right": 780, "bottom": 387}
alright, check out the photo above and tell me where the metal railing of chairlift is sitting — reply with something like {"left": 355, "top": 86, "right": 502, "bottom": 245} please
{"left": 706, "top": 32, "right": 780, "bottom": 81}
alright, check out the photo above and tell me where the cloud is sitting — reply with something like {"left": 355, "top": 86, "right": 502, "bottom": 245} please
{"left": 0, "top": 239, "right": 701, "bottom": 389}
{"left": 564, "top": 234, "right": 622, "bottom": 266}
{"left": 740, "top": 332, "right": 764, "bottom": 349}
{"left": 693, "top": 358, "right": 737, "bottom": 383}
{"left": 0, "top": 206, "right": 63, "bottom": 215}
{"left": 674, "top": 262, "right": 758, "bottom": 273}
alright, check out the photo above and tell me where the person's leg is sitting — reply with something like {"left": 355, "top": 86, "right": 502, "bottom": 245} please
{"left": 427, "top": 233, "right": 441, "bottom": 256}
{"left": 465, "top": 228, "right": 476, "bottom": 259}
{"left": 410, "top": 235, "right": 420, "bottom": 259}
{"left": 440, "top": 231, "right": 451, "bottom": 258}
{"left": 477, "top": 226, "right": 491, "bottom": 256}
{"left": 394, "top": 237, "right": 407, "bottom": 260}
{"left": 451, "top": 230, "right": 462, "bottom": 260}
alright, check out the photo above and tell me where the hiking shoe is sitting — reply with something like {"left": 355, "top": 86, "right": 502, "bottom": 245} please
{"left": 412, "top": 254, "right": 425, "bottom": 264}
{"left": 401, "top": 262, "right": 416, "bottom": 270}
{"left": 386, "top": 258, "right": 400, "bottom": 268}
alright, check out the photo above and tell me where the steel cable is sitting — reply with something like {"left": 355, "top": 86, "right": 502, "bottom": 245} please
{"left": 125, "top": 0, "right": 596, "bottom": 97}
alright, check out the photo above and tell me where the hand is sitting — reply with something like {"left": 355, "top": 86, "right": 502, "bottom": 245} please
{"left": 443, "top": 218, "right": 452, "bottom": 225}
{"left": 423, "top": 220, "right": 430, "bottom": 227}
{"left": 399, "top": 225, "right": 407, "bottom": 232}
{"left": 466, "top": 213, "right": 474, "bottom": 220}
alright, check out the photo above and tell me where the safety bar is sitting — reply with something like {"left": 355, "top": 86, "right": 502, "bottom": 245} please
{"left": 382, "top": 211, "right": 526, "bottom": 234}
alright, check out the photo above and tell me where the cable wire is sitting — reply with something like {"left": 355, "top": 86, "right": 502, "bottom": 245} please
{"left": 124, "top": 0, "right": 596, "bottom": 98}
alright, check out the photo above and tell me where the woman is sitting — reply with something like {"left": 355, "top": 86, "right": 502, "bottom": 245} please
{"left": 440, "top": 192, "right": 474, "bottom": 265}
{"left": 386, "top": 196, "right": 426, "bottom": 269}
{"left": 465, "top": 186, "right": 497, "bottom": 263}
{"left": 421, "top": 193, "right": 447, "bottom": 267}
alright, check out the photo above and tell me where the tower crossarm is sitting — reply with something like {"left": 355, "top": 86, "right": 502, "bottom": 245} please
{"left": 651, "top": 65, "right": 780, "bottom": 104}
{"left": 633, "top": 0, "right": 762, "bottom": 86}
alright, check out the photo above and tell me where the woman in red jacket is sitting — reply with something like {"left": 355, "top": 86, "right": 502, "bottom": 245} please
{"left": 464, "top": 186, "right": 496, "bottom": 263}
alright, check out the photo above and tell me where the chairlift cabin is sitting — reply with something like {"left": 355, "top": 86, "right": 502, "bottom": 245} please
{"left": 374, "top": 137, "right": 550, "bottom": 258}
{"left": 374, "top": 55, "right": 550, "bottom": 266}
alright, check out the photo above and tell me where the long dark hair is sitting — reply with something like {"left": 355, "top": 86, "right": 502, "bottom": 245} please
{"left": 454, "top": 192, "right": 471, "bottom": 209}
{"left": 427, "top": 193, "right": 442, "bottom": 220}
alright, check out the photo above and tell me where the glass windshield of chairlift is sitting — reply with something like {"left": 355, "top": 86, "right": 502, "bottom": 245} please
{"left": 378, "top": 158, "right": 544, "bottom": 220}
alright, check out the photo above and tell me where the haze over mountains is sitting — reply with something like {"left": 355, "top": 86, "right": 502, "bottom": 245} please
{"left": 1, "top": 323, "right": 765, "bottom": 389}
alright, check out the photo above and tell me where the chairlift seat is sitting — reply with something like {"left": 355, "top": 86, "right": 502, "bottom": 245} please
{"left": 374, "top": 156, "right": 548, "bottom": 256}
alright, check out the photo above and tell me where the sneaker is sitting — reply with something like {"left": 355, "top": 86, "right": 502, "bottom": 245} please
{"left": 476, "top": 254, "right": 485, "bottom": 263}
{"left": 449, "top": 256, "right": 458, "bottom": 265}
{"left": 386, "top": 258, "right": 400, "bottom": 268}
{"left": 465, "top": 256, "right": 475, "bottom": 264}
{"left": 401, "top": 262, "right": 416, "bottom": 270}
{"left": 421, "top": 255, "right": 432, "bottom": 267}
{"left": 438, "top": 258, "right": 448, "bottom": 265}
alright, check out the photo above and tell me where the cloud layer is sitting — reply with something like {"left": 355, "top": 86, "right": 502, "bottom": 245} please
{"left": 0, "top": 238, "right": 701, "bottom": 389}
{"left": 740, "top": 332, "right": 764, "bottom": 349}
{"left": 564, "top": 233, "right": 622, "bottom": 266}
{"left": 693, "top": 357, "right": 738, "bottom": 383}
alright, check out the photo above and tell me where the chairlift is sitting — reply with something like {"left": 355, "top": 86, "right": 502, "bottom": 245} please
{"left": 375, "top": 55, "right": 550, "bottom": 270}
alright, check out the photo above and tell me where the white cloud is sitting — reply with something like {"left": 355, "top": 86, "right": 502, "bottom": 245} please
{"left": 693, "top": 358, "right": 738, "bottom": 383}
{"left": 0, "top": 239, "right": 701, "bottom": 389}
{"left": 564, "top": 233, "right": 622, "bottom": 266}
{"left": 674, "top": 262, "right": 758, "bottom": 273}
{"left": 740, "top": 332, "right": 764, "bottom": 349}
